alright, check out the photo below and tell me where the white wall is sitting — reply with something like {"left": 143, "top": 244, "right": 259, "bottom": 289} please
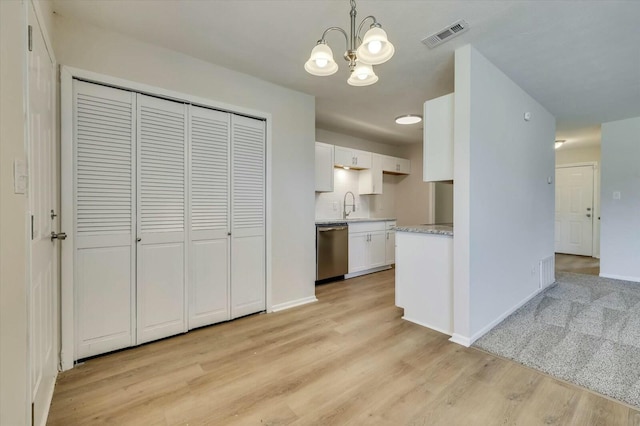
{"left": 453, "top": 45, "right": 555, "bottom": 345}
{"left": 600, "top": 116, "right": 640, "bottom": 281}
{"left": 556, "top": 145, "right": 601, "bottom": 165}
{"left": 0, "top": 3, "right": 29, "bottom": 424}
{"left": 52, "top": 15, "right": 316, "bottom": 307}
{"left": 396, "top": 142, "right": 434, "bottom": 226}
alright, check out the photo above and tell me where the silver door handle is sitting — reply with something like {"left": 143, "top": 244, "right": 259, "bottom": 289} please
{"left": 51, "top": 232, "right": 67, "bottom": 241}
{"left": 318, "top": 226, "right": 347, "bottom": 232}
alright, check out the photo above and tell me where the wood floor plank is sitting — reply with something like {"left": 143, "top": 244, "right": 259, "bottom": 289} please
{"left": 47, "top": 269, "right": 639, "bottom": 425}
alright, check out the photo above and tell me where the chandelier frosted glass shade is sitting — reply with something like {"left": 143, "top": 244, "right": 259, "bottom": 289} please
{"left": 356, "top": 27, "right": 395, "bottom": 65}
{"left": 304, "top": 43, "right": 339, "bottom": 76}
{"left": 347, "top": 62, "right": 378, "bottom": 86}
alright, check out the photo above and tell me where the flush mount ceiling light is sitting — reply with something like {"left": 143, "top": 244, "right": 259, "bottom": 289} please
{"left": 555, "top": 140, "right": 566, "bottom": 149}
{"left": 304, "top": 0, "right": 395, "bottom": 87}
{"left": 395, "top": 114, "right": 422, "bottom": 125}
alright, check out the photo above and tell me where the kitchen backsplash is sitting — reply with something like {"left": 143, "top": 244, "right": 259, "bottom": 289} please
{"left": 315, "top": 168, "right": 397, "bottom": 220}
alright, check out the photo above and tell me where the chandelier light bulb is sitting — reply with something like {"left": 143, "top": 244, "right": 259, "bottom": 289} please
{"left": 367, "top": 40, "right": 382, "bottom": 54}
{"left": 347, "top": 62, "right": 378, "bottom": 86}
{"left": 304, "top": 43, "right": 338, "bottom": 76}
{"left": 315, "top": 58, "right": 328, "bottom": 68}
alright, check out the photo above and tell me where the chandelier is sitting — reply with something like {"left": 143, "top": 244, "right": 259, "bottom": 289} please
{"left": 304, "top": 0, "right": 395, "bottom": 86}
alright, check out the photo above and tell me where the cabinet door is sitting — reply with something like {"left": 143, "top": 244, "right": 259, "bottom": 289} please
{"left": 315, "top": 142, "right": 334, "bottom": 192}
{"left": 73, "top": 80, "right": 136, "bottom": 358}
{"left": 231, "top": 115, "right": 266, "bottom": 319}
{"left": 188, "top": 106, "right": 231, "bottom": 329}
{"left": 358, "top": 153, "right": 383, "bottom": 194}
{"left": 348, "top": 233, "right": 368, "bottom": 273}
{"left": 368, "top": 231, "right": 387, "bottom": 268}
{"left": 136, "top": 94, "right": 188, "bottom": 345}
{"left": 382, "top": 155, "right": 411, "bottom": 175}
{"left": 385, "top": 230, "right": 396, "bottom": 264}
{"left": 353, "top": 149, "right": 372, "bottom": 169}
{"left": 334, "top": 146, "right": 354, "bottom": 167}
{"left": 423, "top": 93, "right": 454, "bottom": 181}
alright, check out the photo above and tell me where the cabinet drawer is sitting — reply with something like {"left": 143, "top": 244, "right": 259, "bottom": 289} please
{"left": 348, "top": 221, "right": 385, "bottom": 234}
{"left": 385, "top": 221, "right": 396, "bottom": 230}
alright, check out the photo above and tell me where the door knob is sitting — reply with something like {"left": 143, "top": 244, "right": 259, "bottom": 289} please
{"left": 586, "top": 214, "right": 591, "bottom": 218}
{"left": 51, "top": 232, "right": 67, "bottom": 241}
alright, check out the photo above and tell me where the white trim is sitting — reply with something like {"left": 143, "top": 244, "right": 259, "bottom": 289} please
{"left": 555, "top": 161, "right": 598, "bottom": 169}
{"left": 29, "top": 0, "right": 55, "bottom": 64}
{"left": 449, "top": 334, "right": 471, "bottom": 347}
{"left": 344, "top": 265, "right": 391, "bottom": 279}
{"left": 402, "top": 316, "right": 452, "bottom": 336}
{"left": 600, "top": 273, "right": 640, "bottom": 283}
{"left": 59, "top": 66, "right": 273, "bottom": 369}
{"left": 271, "top": 296, "right": 318, "bottom": 313}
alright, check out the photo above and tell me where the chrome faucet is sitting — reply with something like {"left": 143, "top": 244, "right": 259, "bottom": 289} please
{"left": 343, "top": 191, "right": 356, "bottom": 219}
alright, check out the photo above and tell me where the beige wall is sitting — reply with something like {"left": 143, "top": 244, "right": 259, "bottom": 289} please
{"left": 316, "top": 128, "right": 404, "bottom": 157}
{"left": 1, "top": 1, "right": 29, "bottom": 424}
{"left": 435, "top": 182, "right": 454, "bottom": 223}
{"left": 52, "top": 15, "right": 316, "bottom": 306}
{"left": 555, "top": 145, "right": 601, "bottom": 165}
{"left": 396, "top": 142, "right": 434, "bottom": 226}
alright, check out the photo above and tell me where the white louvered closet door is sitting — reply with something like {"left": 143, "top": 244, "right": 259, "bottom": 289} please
{"left": 231, "top": 115, "right": 266, "bottom": 318}
{"left": 136, "top": 94, "right": 188, "bottom": 344}
{"left": 188, "top": 106, "right": 231, "bottom": 329}
{"left": 73, "top": 80, "right": 136, "bottom": 359}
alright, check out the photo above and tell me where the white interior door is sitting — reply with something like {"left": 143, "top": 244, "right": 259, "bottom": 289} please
{"left": 73, "top": 81, "right": 136, "bottom": 359}
{"left": 188, "top": 105, "right": 231, "bottom": 329}
{"left": 555, "top": 165, "right": 594, "bottom": 256}
{"left": 230, "top": 115, "right": 266, "bottom": 319}
{"left": 136, "top": 94, "right": 188, "bottom": 344}
{"left": 28, "top": 5, "right": 58, "bottom": 423}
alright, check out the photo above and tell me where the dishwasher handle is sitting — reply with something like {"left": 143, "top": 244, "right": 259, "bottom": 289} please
{"left": 318, "top": 226, "right": 347, "bottom": 232}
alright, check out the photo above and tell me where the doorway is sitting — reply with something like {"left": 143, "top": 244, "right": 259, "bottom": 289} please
{"left": 555, "top": 164, "right": 599, "bottom": 256}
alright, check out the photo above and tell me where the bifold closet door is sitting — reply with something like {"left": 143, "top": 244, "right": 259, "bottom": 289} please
{"left": 136, "top": 94, "right": 188, "bottom": 344}
{"left": 231, "top": 115, "right": 266, "bottom": 318}
{"left": 188, "top": 106, "right": 231, "bottom": 329}
{"left": 73, "top": 80, "right": 136, "bottom": 359}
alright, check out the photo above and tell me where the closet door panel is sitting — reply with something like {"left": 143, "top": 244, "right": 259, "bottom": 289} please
{"left": 231, "top": 115, "right": 266, "bottom": 318}
{"left": 188, "top": 106, "right": 231, "bottom": 329}
{"left": 73, "top": 80, "right": 135, "bottom": 359}
{"left": 136, "top": 94, "right": 187, "bottom": 344}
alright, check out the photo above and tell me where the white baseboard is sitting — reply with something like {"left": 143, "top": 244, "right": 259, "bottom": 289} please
{"left": 401, "top": 316, "right": 452, "bottom": 337}
{"left": 344, "top": 265, "right": 391, "bottom": 279}
{"left": 271, "top": 296, "right": 318, "bottom": 312}
{"left": 448, "top": 286, "right": 547, "bottom": 348}
{"left": 600, "top": 273, "right": 640, "bottom": 283}
{"left": 469, "top": 286, "right": 547, "bottom": 345}
{"left": 449, "top": 334, "right": 471, "bottom": 347}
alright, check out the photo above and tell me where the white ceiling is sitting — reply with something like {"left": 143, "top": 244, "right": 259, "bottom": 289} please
{"left": 52, "top": 0, "right": 640, "bottom": 149}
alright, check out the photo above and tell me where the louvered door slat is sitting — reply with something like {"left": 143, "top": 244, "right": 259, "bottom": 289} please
{"left": 232, "top": 117, "right": 265, "bottom": 231}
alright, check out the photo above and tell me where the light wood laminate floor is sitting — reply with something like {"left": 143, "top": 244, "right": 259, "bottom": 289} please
{"left": 555, "top": 253, "right": 600, "bottom": 276}
{"left": 48, "top": 269, "right": 639, "bottom": 425}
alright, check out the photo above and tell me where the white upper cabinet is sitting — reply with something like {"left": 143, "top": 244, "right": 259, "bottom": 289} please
{"left": 382, "top": 155, "right": 411, "bottom": 175}
{"left": 359, "top": 153, "right": 383, "bottom": 195}
{"left": 315, "top": 142, "right": 334, "bottom": 192}
{"left": 423, "top": 93, "right": 454, "bottom": 182}
{"left": 334, "top": 146, "right": 372, "bottom": 169}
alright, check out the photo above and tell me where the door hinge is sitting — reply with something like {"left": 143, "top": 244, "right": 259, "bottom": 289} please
{"left": 28, "top": 25, "right": 33, "bottom": 52}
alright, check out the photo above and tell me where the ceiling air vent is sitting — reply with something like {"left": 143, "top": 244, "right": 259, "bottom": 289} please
{"left": 421, "top": 20, "right": 469, "bottom": 49}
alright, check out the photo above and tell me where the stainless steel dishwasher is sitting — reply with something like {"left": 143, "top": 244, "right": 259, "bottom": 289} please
{"left": 316, "top": 223, "right": 349, "bottom": 281}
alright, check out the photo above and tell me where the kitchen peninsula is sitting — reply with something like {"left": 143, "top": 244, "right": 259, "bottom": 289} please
{"left": 394, "top": 224, "right": 454, "bottom": 335}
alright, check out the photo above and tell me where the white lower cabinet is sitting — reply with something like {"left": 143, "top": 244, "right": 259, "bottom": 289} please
{"left": 348, "top": 221, "right": 391, "bottom": 275}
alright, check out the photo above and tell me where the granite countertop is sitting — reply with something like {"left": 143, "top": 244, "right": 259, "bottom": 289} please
{"left": 315, "top": 217, "right": 396, "bottom": 225}
{"left": 394, "top": 224, "right": 454, "bottom": 236}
